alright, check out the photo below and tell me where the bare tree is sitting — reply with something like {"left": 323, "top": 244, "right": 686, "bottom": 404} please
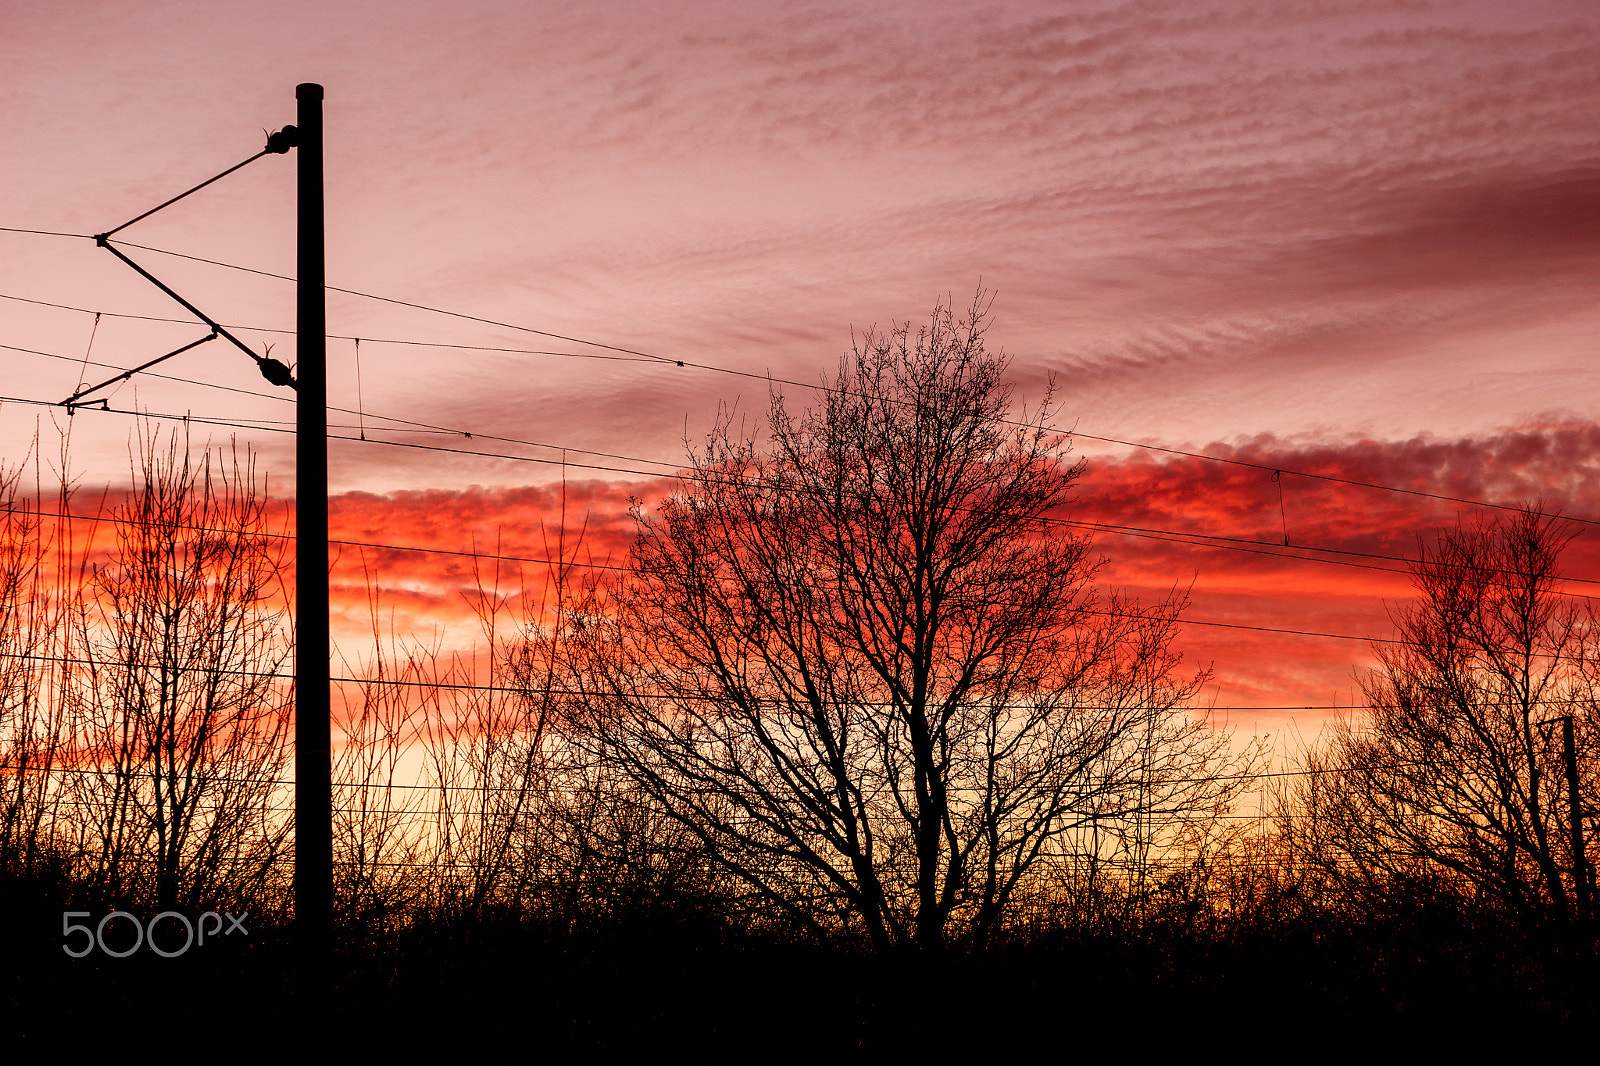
{"left": 0, "top": 440, "right": 76, "bottom": 872}
{"left": 61, "top": 429, "right": 293, "bottom": 912}
{"left": 544, "top": 293, "right": 1241, "bottom": 951}
{"left": 1301, "top": 508, "right": 1598, "bottom": 926}
{"left": 330, "top": 563, "right": 440, "bottom": 930}
{"left": 331, "top": 495, "right": 598, "bottom": 926}
{"left": 0, "top": 429, "right": 120, "bottom": 884}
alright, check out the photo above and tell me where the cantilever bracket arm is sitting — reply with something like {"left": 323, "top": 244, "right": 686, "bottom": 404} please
{"left": 61, "top": 329, "right": 220, "bottom": 407}
{"left": 98, "top": 126, "right": 298, "bottom": 241}
{"left": 94, "top": 237, "right": 297, "bottom": 390}
{"left": 80, "top": 124, "right": 300, "bottom": 394}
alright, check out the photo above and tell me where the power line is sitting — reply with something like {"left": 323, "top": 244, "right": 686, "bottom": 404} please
{"left": 108, "top": 237, "right": 684, "bottom": 365}
{"left": 105, "top": 239, "right": 1600, "bottom": 527}
{"left": 2, "top": 337, "right": 684, "bottom": 470}
{"left": 10, "top": 313, "right": 1594, "bottom": 568}
{"left": 10, "top": 627, "right": 1600, "bottom": 699}
{"left": 2, "top": 389, "right": 668, "bottom": 479}
{"left": 0, "top": 754, "right": 1506, "bottom": 790}
{"left": 13, "top": 346, "right": 1598, "bottom": 611}
{"left": 8, "top": 404, "right": 1600, "bottom": 656}
{"left": 0, "top": 846, "right": 1460, "bottom": 875}
{"left": 0, "top": 226, "right": 91, "bottom": 239}
{"left": 8, "top": 385, "right": 1599, "bottom": 606}
{"left": 0, "top": 502, "right": 1581, "bottom": 656}
{"left": 0, "top": 292, "right": 667, "bottom": 364}
{"left": 5, "top": 236, "right": 1598, "bottom": 528}
{"left": 0, "top": 230, "right": 679, "bottom": 363}
{"left": 6, "top": 278, "right": 1599, "bottom": 637}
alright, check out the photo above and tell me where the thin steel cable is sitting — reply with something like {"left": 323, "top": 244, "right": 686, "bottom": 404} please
{"left": 3, "top": 237, "right": 1596, "bottom": 527}
{"left": 9, "top": 390, "right": 1600, "bottom": 635}
{"left": 69, "top": 312, "right": 102, "bottom": 399}
{"left": 98, "top": 136, "right": 289, "bottom": 239}
{"left": 108, "top": 237, "right": 681, "bottom": 364}
{"left": 8, "top": 337, "right": 1599, "bottom": 612}
{"left": 8, "top": 384, "right": 1597, "bottom": 602}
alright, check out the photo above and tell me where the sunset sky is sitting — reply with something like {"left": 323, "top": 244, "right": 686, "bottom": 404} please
{"left": 4, "top": 0, "right": 1599, "bottom": 746}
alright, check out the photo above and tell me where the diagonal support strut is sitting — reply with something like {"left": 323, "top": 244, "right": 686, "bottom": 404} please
{"left": 60, "top": 329, "right": 220, "bottom": 407}
{"left": 95, "top": 238, "right": 296, "bottom": 389}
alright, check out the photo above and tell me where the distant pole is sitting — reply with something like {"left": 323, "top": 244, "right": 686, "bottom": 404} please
{"left": 294, "top": 82, "right": 330, "bottom": 970}
{"left": 1561, "top": 716, "right": 1589, "bottom": 922}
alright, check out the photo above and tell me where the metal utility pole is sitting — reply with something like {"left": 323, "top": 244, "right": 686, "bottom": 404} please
{"left": 74, "top": 83, "right": 318, "bottom": 965}
{"left": 1541, "top": 714, "right": 1590, "bottom": 925}
{"left": 294, "top": 82, "right": 331, "bottom": 969}
{"left": 1559, "top": 716, "right": 1589, "bottom": 922}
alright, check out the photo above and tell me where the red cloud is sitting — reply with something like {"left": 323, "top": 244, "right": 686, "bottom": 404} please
{"left": 11, "top": 423, "right": 1597, "bottom": 739}
{"left": 1060, "top": 422, "right": 1600, "bottom": 724}
{"left": 315, "top": 422, "right": 1600, "bottom": 728}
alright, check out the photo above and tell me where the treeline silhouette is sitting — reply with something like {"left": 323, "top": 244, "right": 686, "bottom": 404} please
{"left": 5, "top": 301, "right": 1598, "bottom": 1047}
